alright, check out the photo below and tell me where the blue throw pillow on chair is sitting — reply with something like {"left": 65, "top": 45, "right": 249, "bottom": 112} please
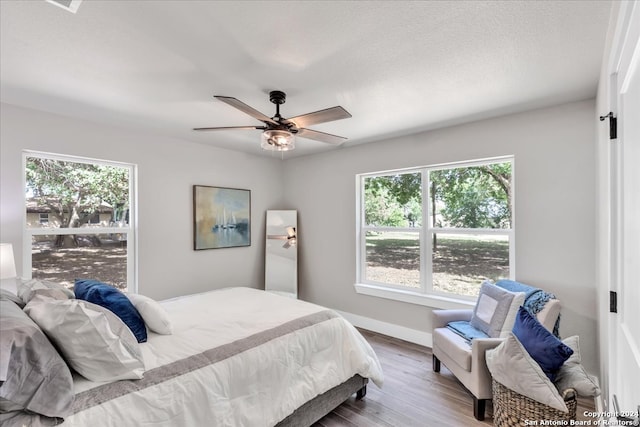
{"left": 512, "top": 306, "right": 572, "bottom": 381}
{"left": 74, "top": 279, "right": 147, "bottom": 343}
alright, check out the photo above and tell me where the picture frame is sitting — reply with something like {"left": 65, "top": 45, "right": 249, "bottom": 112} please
{"left": 193, "top": 185, "right": 251, "bottom": 250}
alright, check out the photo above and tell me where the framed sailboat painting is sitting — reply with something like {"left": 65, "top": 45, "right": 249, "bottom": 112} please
{"left": 193, "top": 185, "right": 251, "bottom": 250}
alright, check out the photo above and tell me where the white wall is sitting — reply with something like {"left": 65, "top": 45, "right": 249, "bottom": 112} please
{"left": 0, "top": 99, "right": 601, "bottom": 373}
{"left": 283, "top": 99, "right": 599, "bottom": 374}
{"left": 0, "top": 103, "right": 284, "bottom": 300}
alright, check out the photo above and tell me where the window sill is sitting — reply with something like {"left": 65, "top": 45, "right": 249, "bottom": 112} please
{"left": 354, "top": 283, "right": 476, "bottom": 310}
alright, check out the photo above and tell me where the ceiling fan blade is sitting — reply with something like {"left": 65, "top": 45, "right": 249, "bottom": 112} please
{"left": 193, "top": 126, "right": 265, "bottom": 131}
{"left": 215, "top": 96, "right": 278, "bottom": 125}
{"left": 285, "top": 106, "right": 351, "bottom": 128}
{"left": 296, "top": 128, "right": 348, "bottom": 145}
{"left": 283, "top": 241, "right": 291, "bottom": 249}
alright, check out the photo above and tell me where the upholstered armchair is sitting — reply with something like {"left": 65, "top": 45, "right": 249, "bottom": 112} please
{"left": 431, "top": 300, "right": 561, "bottom": 420}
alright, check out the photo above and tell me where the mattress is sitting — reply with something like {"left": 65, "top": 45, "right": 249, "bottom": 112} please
{"left": 63, "top": 287, "right": 383, "bottom": 426}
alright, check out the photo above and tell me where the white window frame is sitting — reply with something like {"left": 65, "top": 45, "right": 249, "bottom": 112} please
{"left": 22, "top": 151, "right": 138, "bottom": 292}
{"left": 355, "top": 156, "right": 514, "bottom": 309}
{"left": 358, "top": 167, "right": 424, "bottom": 293}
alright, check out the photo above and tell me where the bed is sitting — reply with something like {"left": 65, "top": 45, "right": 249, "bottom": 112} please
{"left": 0, "top": 285, "right": 383, "bottom": 427}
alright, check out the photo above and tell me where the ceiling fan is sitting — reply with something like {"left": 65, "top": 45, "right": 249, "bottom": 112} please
{"left": 194, "top": 91, "right": 352, "bottom": 151}
{"left": 267, "top": 226, "right": 297, "bottom": 249}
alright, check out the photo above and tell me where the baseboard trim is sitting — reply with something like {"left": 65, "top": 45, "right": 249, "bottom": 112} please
{"left": 335, "top": 310, "right": 432, "bottom": 348}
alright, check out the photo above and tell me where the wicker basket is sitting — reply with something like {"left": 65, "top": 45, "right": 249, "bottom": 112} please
{"left": 492, "top": 379, "right": 577, "bottom": 427}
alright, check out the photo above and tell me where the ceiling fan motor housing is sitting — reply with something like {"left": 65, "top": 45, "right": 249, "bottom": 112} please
{"left": 269, "top": 90, "right": 287, "bottom": 105}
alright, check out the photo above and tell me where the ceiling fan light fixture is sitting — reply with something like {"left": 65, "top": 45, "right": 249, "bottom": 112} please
{"left": 261, "top": 129, "right": 296, "bottom": 151}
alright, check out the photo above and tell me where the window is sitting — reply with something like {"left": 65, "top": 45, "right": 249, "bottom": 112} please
{"left": 357, "top": 157, "right": 513, "bottom": 303}
{"left": 361, "top": 171, "right": 423, "bottom": 289}
{"left": 88, "top": 212, "right": 101, "bottom": 224}
{"left": 24, "top": 152, "right": 136, "bottom": 291}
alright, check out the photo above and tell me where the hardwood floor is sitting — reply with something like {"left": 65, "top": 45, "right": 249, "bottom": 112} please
{"left": 313, "top": 329, "right": 595, "bottom": 427}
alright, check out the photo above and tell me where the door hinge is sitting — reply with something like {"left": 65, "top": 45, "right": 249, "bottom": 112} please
{"left": 600, "top": 112, "right": 617, "bottom": 140}
{"left": 610, "top": 290, "right": 618, "bottom": 313}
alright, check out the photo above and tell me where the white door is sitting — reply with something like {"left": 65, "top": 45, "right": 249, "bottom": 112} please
{"left": 610, "top": 1, "right": 640, "bottom": 418}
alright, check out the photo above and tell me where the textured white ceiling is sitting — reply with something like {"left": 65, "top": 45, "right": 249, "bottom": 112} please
{"left": 0, "top": 1, "right": 613, "bottom": 158}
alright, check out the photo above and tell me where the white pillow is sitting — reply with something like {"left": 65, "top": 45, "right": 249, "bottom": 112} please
{"left": 24, "top": 297, "right": 145, "bottom": 382}
{"left": 126, "top": 293, "right": 173, "bottom": 335}
{"left": 486, "top": 332, "right": 568, "bottom": 412}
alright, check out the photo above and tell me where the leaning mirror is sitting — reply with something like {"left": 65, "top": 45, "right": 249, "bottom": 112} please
{"left": 265, "top": 210, "right": 297, "bottom": 298}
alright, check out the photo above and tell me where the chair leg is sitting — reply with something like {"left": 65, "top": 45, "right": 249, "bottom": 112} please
{"left": 432, "top": 355, "right": 441, "bottom": 373}
{"left": 473, "top": 397, "right": 487, "bottom": 421}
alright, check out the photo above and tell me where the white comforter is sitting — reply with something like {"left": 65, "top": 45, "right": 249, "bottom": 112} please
{"left": 64, "top": 287, "right": 383, "bottom": 427}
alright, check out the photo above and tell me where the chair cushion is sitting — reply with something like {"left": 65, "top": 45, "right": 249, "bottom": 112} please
{"left": 433, "top": 328, "right": 472, "bottom": 371}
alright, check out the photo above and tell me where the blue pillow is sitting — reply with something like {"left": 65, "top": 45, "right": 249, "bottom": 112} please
{"left": 74, "top": 279, "right": 147, "bottom": 343}
{"left": 512, "top": 306, "right": 572, "bottom": 381}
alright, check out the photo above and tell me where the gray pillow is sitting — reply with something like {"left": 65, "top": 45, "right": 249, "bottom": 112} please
{"left": 17, "top": 278, "right": 74, "bottom": 305}
{"left": 24, "top": 297, "right": 145, "bottom": 382}
{"left": 0, "top": 288, "right": 24, "bottom": 308}
{"left": 486, "top": 332, "right": 568, "bottom": 412}
{"left": 554, "top": 335, "right": 600, "bottom": 397}
{"left": 0, "top": 299, "right": 74, "bottom": 419}
{"left": 470, "top": 281, "right": 517, "bottom": 338}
